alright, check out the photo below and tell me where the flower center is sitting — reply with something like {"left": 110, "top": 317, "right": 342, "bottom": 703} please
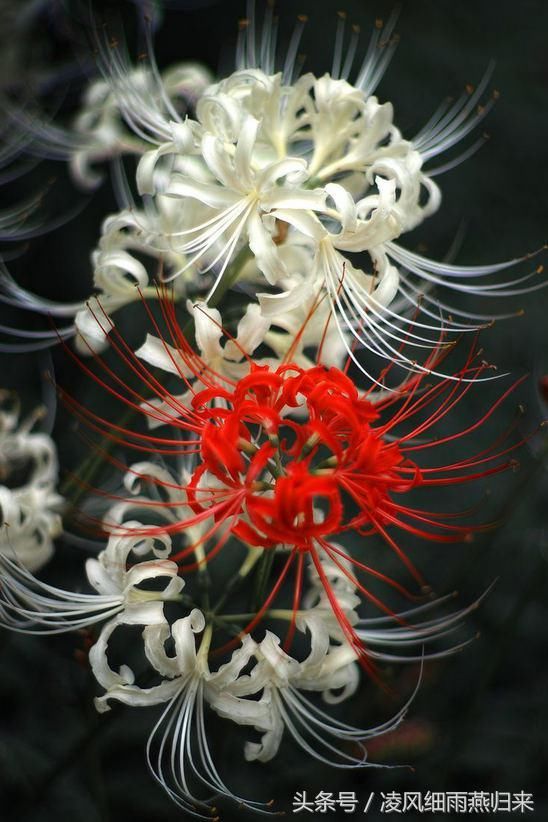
{"left": 187, "top": 364, "right": 416, "bottom": 549}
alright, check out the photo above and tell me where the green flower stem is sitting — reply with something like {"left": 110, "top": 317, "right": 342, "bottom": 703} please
{"left": 206, "top": 246, "right": 252, "bottom": 308}
{"left": 210, "top": 545, "right": 264, "bottom": 615}
{"left": 216, "top": 608, "right": 296, "bottom": 622}
{"left": 251, "top": 548, "right": 277, "bottom": 613}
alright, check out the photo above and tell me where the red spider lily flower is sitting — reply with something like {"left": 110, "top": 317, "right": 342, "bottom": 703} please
{"left": 58, "top": 294, "right": 527, "bottom": 669}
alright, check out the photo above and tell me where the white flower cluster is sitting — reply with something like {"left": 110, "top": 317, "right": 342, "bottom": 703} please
{"left": 76, "top": 55, "right": 440, "bottom": 365}
{"left": 2, "top": 9, "right": 540, "bottom": 371}
{"left": 0, "top": 392, "right": 63, "bottom": 571}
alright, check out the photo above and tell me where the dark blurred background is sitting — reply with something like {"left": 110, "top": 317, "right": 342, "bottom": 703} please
{"left": 0, "top": 1, "right": 547, "bottom": 820}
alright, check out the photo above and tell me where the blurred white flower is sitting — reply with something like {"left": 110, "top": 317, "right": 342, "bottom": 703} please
{"left": 70, "top": 62, "right": 214, "bottom": 189}
{"left": 0, "top": 393, "right": 63, "bottom": 571}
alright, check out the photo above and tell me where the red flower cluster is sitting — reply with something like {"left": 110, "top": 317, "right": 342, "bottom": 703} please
{"left": 189, "top": 364, "right": 416, "bottom": 550}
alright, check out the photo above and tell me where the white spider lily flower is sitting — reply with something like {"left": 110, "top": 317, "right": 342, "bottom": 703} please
{"left": 203, "top": 68, "right": 436, "bottom": 230}
{"left": 238, "top": 613, "right": 412, "bottom": 768}
{"left": 90, "top": 610, "right": 272, "bottom": 818}
{"left": 124, "top": 12, "right": 541, "bottom": 372}
{"left": 235, "top": 6, "right": 492, "bottom": 188}
{"left": 0, "top": 393, "right": 63, "bottom": 571}
{"left": 0, "top": 526, "right": 181, "bottom": 633}
{"left": 135, "top": 67, "right": 423, "bottom": 301}
{"left": 131, "top": 79, "right": 443, "bottom": 375}
{"left": 135, "top": 299, "right": 270, "bottom": 427}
